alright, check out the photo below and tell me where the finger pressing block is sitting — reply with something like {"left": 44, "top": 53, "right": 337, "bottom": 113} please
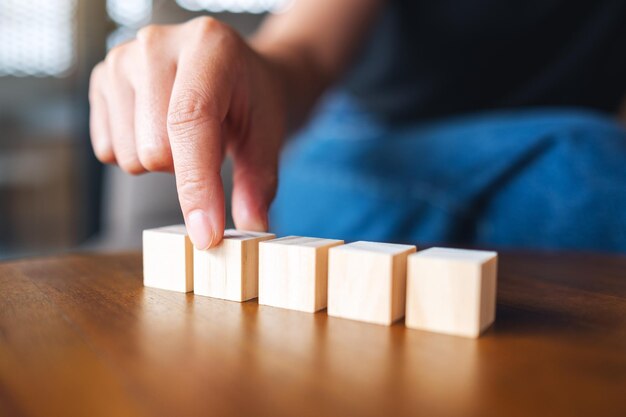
{"left": 327, "top": 241, "right": 417, "bottom": 326}
{"left": 258, "top": 236, "right": 344, "bottom": 313}
{"left": 193, "top": 229, "right": 275, "bottom": 302}
{"left": 143, "top": 225, "right": 193, "bottom": 293}
{"left": 405, "top": 248, "right": 498, "bottom": 338}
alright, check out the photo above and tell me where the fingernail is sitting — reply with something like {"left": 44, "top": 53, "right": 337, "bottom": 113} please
{"left": 187, "top": 209, "right": 212, "bottom": 250}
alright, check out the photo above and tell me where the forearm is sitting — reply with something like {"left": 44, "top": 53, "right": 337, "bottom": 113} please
{"left": 251, "top": 0, "right": 385, "bottom": 132}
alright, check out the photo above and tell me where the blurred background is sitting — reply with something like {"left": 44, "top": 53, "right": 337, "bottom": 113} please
{"left": 0, "top": 0, "right": 286, "bottom": 259}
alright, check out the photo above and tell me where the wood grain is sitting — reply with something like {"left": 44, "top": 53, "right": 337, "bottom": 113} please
{"left": 1, "top": 250, "right": 625, "bottom": 417}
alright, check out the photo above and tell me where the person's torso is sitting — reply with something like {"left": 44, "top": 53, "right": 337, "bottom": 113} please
{"left": 342, "top": 0, "right": 626, "bottom": 122}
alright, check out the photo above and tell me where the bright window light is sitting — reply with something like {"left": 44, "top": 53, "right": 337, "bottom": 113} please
{"left": 107, "top": 0, "right": 153, "bottom": 27}
{"left": 106, "top": 0, "right": 153, "bottom": 50}
{"left": 175, "top": 0, "right": 293, "bottom": 14}
{"left": 0, "top": 0, "right": 77, "bottom": 77}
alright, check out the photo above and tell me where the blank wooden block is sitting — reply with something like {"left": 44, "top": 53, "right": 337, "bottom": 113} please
{"left": 143, "top": 225, "right": 193, "bottom": 293}
{"left": 405, "top": 247, "right": 498, "bottom": 338}
{"left": 327, "top": 241, "right": 416, "bottom": 325}
{"left": 193, "top": 229, "right": 275, "bottom": 302}
{"left": 258, "top": 236, "right": 344, "bottom": 313}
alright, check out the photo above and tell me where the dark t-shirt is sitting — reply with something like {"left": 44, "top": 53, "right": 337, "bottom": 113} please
{"left": 342, "top": 0, "right": 626, "bottom": 123}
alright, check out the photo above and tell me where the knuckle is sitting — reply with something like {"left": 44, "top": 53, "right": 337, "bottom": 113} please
{"left": 105, "top": 43, "right": 135, "bottom": 75}
{"left": 215, "top": 26, "right": 239, "bottom": 50}
{"left": 119, "top": 158, "right": 145, "bottom": 175}
{"left": 176, "top": 169, "right": 210, "bottom": 199}
{"left": 136, "top": 26, "right": 167, "bottom": 64}
{"left": 138, "top": 144, "right": 173, "bottom": 171}
{"left": 93, "top": 145, "right": 115, "bottom": 164}
{"left": 105, "top": 45, "right": 125, "bottom": 68}
{"left": 167, "top": 92, "right": 215, "bottom": 135}
{"left": 89, "top": 62, "right": 105, "bottom": 84}
{"left": 88, "top": 63, "right": 105, "bottom": 99}
{"left": 188, "top": 16, "right": 239, "bottom": 49}
{"left": 191, "top": 16, "right": 221, "bottom": 34}
{"left": 136, "top": 24, "right": 163, "bottom": 46}
{"left": 114, "top": 147, "right": 144, "bottom": 174}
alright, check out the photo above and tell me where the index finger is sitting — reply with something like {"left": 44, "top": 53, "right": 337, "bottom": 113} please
{"left": 166, "top": 21, "right": 238, "bottom": 249}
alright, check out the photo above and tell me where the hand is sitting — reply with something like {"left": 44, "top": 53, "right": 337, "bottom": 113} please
{"left": 89, "top": 17, "right": 286, "bottom": 249}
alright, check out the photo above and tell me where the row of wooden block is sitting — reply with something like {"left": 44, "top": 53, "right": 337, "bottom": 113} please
{"left": 143, "top": 226, "right": 498, "bottom": 338}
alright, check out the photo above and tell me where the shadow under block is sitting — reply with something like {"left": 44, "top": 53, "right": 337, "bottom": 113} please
{"left": 327, "top": 241, "right": 417, "bottom": 326}
{"left": 258, "top": 236, "right": 344, "bottom": 313}
{"left": 405, "top": 247, "right": 498, "bottom": 338}
{"left": 193, "top": 230, "right": 275, "bottom": 302}
{"left": 143, "top": 225, "right": 193, "bottom": 293}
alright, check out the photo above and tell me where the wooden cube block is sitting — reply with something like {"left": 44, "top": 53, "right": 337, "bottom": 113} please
{"left": 143, "top": 225, "right": 193, "bottom": 293}
{"left": 327, "top": 241, "right": 416, "bottom": 325}
{"left": 405, "top": 247, "right": 498, "bottom": 338}
{"left": 193, "top": 229, "right": 275, "bottom": 302}
{"left": 258, "top": 236, "right": 344, "bottom": 313}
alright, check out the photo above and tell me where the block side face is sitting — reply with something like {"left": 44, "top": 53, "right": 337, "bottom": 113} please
{"left": 143, "top": 232, "right": 190, "bottom": 293}
{"left": 258, "top": 244, "right": 270, "bottom": 304}
{"left": 311, "top": 242, "right": 343, "bottom": 311}
{"left": 184, "top": 237, "right": 194, "bottom": 292}
{"left": 405, "top": 257, "right": 481, "bottom": 336}
{"left": 390, "top": 251, "right": 412, "bottom": 322}
{"left": 405, "top": 257, "right": 418, "bottom": 326}
{"left": 479, "top": 257, "right": 498, "bottom": 333}
{"left": 327, "top": 250, "right": 342, "bottom": 318}
{"left": 327, "top": 249, "right": 394, "bottom": 325}
{"left": 305, "top": 250, "right": 321, "bottom": 312}
{"left": 240, "top": 240, "right": 254, "bottom": 301}
{"left": 241, "top": 237, "right": 271, "bottom": 301}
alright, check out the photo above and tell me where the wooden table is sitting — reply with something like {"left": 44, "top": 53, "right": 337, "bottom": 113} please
{"left": 1, "top": 251, "right": 625, "bottom": 417}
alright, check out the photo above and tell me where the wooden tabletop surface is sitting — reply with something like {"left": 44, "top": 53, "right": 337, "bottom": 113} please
{"left": 1, "top": 251, "right": 625, "bottom": 417}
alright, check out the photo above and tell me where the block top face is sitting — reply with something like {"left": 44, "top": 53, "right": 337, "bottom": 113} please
{"left": 413, "top": 247, "right": 497, "bottom": 264}
{"left": 145, "top": 225, "right": 188, "bottom": 235}
{"left": 332, "top": 241, "right": 416, "bottom": 255}
{"left": 223, "top": 229, "right": 275, "bottom": 241}
{"left": 263, "top": 236, "right": 344, "bottom": 248}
